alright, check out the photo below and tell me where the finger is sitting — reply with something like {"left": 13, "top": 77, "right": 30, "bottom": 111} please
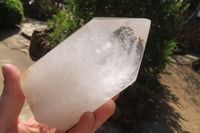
{"left": 112, "top": 94, "right": 119, "bottom": 101}
{"left": 18, "top": 117, "right": 64, "bottom": 133}
{"left": 0, "top": 64, "right": 25, "bottom": 130}
{"left": 69, "top": 111, "right": 95, "bottom": 133}
{"left": 92, "top": 100, "right": 116, "bottom": 132}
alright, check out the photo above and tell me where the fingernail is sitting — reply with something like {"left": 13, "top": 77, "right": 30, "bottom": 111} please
{"left": 2, "top": 64, "right": 9, "bottom": 79}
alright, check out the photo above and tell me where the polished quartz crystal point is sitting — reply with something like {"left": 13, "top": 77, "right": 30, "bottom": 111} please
{"left": 21, "top": 17, "right": 151, "bottom": 131}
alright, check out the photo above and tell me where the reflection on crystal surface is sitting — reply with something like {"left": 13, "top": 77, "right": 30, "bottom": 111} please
{"left": 21, "top": 17, "right": 151, "bottom": 131}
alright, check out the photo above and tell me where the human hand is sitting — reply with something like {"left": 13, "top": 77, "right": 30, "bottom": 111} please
{"left": 0, "top": 64, "right": 117, "bottom": 133}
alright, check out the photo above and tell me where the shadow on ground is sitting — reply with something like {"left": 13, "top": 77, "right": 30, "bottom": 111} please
{"left": 0, "top": 26, "right": 21, "bottom": 41}
{"left": 96, "top": 72, "right": 190, "bottom": 133}
{"left": 163, "top": 63, "right": 200, "bottom": 105}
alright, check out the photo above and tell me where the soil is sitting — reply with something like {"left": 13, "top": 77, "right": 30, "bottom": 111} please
{"left": 159, "top": 62, "right": 200, "bottom": 133}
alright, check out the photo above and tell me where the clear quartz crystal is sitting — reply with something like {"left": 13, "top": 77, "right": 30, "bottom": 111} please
{"left": 21, "top": 17, "right": 151, "bottom": 131}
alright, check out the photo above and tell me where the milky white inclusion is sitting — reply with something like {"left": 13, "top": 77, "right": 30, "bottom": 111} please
{"left": 21, "top": 18, "right": 151, "bottom": 131}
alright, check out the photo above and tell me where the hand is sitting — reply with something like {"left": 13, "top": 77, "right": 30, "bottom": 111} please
{"left": 0, "top": 64, "right": 117, "bottom": 133}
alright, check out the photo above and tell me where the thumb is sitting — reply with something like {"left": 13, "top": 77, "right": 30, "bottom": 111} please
{"left": 0, "top": 64, "right": 25, "bottom": 130}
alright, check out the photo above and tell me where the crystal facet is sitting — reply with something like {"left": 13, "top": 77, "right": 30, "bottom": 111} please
{"left": 21, "top": 18, "right": 151, "bottom": 131}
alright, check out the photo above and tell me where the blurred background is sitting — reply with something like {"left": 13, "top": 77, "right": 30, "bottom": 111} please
{"left": 0, "top": 0, "right": 199, "bottom": 132}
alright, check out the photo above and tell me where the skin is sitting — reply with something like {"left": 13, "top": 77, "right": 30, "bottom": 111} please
{"left": 0, "top": 64, "right": 118, "bottom": 133}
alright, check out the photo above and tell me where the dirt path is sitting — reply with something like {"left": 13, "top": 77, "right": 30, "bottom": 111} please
{"left": 160, "top": 63, "right": 200, "bottom": 133}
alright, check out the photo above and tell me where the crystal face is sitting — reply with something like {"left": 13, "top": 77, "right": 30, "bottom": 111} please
{"left": 21, "top": 18, "right": 151, "bottom": 131}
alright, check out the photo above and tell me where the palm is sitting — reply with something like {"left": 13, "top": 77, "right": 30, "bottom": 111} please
{"left": 16, "top": 118, "right": 64, "bottom": 133}
{"left": 0, "top": 64, "right": 116, "bottom": 133}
